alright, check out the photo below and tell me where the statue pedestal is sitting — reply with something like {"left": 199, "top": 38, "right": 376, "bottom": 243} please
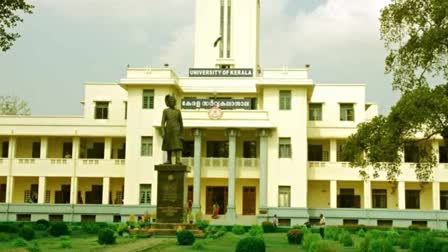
{"left": 155, "top": 164, "right": 190, "bottom": 223}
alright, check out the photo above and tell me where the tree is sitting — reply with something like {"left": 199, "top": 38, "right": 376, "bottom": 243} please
{"left": 343, "top": 0, "right": 448, "bottom": 181}
{"left": 0, "top": 95, "right": 31, "bottom": 115}
{"left": 0, "top": 0, "right": 34, "bottom": 52}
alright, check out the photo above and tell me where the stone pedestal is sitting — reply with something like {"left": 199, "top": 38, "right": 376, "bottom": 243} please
{"left": 155, "top": 164, "right": 190, "bottom": 223}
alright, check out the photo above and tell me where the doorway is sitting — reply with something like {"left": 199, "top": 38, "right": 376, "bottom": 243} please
{"left": 243, "top": 186, "right": 256, "bottom": 215}
{"left": 206, "top": 186, "right": 228, "bottom": 215}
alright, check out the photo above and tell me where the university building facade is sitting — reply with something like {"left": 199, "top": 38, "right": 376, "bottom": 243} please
{"left": 1, "top": 0, "right": 448, "bottom": 229}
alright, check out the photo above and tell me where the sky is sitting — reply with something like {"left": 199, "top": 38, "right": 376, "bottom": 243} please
{"left": 0, "top": 0, "right": 399, "bottom": 115}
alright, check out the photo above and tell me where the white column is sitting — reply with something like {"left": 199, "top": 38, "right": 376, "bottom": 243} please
{"left": 104, "top": 137, "right": 112, "bottom": 160}
{"left": 38, "top": 176, "right": 46, "bottom": 204}
{"left": 102, "top": 177, "right": 110, "bottom": 205}
{"left": 330, "top": 180, "right": 337, "bottom": 208}
{"left": 70, "top": 177, "right": 78, "bottom": 204}
{"left": 40, "top": 137, "right": 48, "bottom": 159}
{"left": 192, "top": 129, "right": 202, "bottom": 213}
{"left": 398, "top": 181, "right": 406, "bottom": 209}
{"left": 73, "top": 137, "right": 80, "bottom": 159}
{"left": 5, "top": 176, "right": 14, "bottom": 203}
{"left": 433, "top": 181, "right": 440, "bottom": 210}
{"left": 227, "top": 129, "right": 238, "bottom": 219}
{"left": 259, "top": 129, "right": 269, "bottom": 212}
{"left": 330, "top": 139, "right": 337, "bottom": 162}
{"left": 363, "top": 180, "right": 371, "bottom": 209}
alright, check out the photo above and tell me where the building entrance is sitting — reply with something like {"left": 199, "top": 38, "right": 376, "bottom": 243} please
{"left": 243, "top": 186, "right": 256, "bottom": 215}
{"left": 206, "top": 186, "right": 228, "bottom": 215}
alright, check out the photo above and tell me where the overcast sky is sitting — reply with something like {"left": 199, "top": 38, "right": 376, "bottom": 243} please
{"left": 0, "top": 0, "right": 399, "bottom": 115}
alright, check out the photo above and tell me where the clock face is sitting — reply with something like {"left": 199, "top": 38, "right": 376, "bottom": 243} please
{"left": 208, "top": 106, "right": 224, "bottom": 120}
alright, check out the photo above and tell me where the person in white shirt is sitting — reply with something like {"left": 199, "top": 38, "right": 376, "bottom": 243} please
{"left": 319, "top": 214, "right": 326, "bottom": 238}
{"left": 272, "top": 214, "right": 279, "bottom": 228}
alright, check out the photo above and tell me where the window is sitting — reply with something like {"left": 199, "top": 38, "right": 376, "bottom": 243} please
{"left": 309, "top": 103, "right": 322, "bottom": 121}
{"left": 32, "top": 142, "right": 40, "bottom": 158}
{"left": 243, "top": 141, "right": 257, "bottom": 158}
{"left": 142, "top": 90, "right": 154, "bottom": 109}
{"left": 182, "top": 141, "right": 195, "bottom": 157}
{"left": 337, "top": 188, "right": 361, "bottom": 208}
{"left": 441, "top": 191, "right": 448, "bottom": 210}
{"left": 279, "top": 138, "right": 291, "bottom": 158}
{"left": 2, "top": 141, "right": 8, "bottom": 158}
{"left": 405, "top": 190, "right": 420, "bottom": 209}
{"left": 372, "top": 189, "right": 387, "bottom": 208}
{"left": 279, "top": 90, "right": 291, "bottom": 110}
{"left": 405, "top": 144, "right": 419, "bottom": 163}
{"left": 140, "top": 184, "right": 152, "bottom": 204}
{"left": 124, "top": 101, "right": 128, "bottom": 119}
{"left": 95, "top": 102, "right": 109, "bottom": 119}
{"left": 141, "top": 137, "right": 153, "bottom": 156}
{"left": 308, "top": 144, "right": 324, "bottom": 161}
{"left": 337, "top": 142, "right": 349, "bottom": 162}
{"left": 340, "top": 103, "right": 354, "bottom": 121}
{"left": 439, "top": 146, "right": 448, "bottom": 163}
{"left": 206, "top": 141, "right": 229, "bottom": 157}
{"left": 278, "top": 186, "right": 291, "bottom": 207}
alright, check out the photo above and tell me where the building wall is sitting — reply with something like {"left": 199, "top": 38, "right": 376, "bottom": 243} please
{"left": 308, "top": 181, "right": 330, "bottom": 208}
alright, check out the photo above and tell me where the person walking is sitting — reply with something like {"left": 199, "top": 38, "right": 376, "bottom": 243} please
{"left": 319, "top": 214, "right": 326, "bottom": 238}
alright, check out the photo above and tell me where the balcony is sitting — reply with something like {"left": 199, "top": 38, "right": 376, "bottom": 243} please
{"left": 308, "top": 162, "right": 360, "bottom": 180}
{"left": 182, "top": 157, "right": 260, "bottom": 178}
{"left": 0, "top": 158, "right": 9, "bottom": 175}
{"left": 12, "top": 158, "right": 73, "bottom": 176}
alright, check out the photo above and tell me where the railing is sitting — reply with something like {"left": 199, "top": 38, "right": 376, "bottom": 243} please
{"left": 81, "top": 159, "right": 100, "bottom": 165}
{"left": 202, "top": 157, "right": 228, "bottom": 168}
{"left": 114, "top": 159, "right": 125, "bottom": 165}
{"left": 181, "top": 157, "right": 194, "bottom": 167}
{"left": 308, "top": 162, "right": 350, "bottom": 168}
{"left": 16, "top": 158, "right": 36, "bottom": 164}
{"left": 181, "top": 157, "right": 259, "bottom": 169}
{"left": 237, "top": 158, "right": 258, "bottom": 168}
{"left": 50, "top": 159, "right": 68, "bottom": 165}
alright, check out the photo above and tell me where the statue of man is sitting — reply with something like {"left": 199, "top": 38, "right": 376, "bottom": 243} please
{"left": 161, "top": 94, "right": 184, "bottom": 164}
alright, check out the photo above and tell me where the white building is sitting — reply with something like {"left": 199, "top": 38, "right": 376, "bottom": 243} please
{"left": 1, "top": 0, "right": 448, "bottom": 228}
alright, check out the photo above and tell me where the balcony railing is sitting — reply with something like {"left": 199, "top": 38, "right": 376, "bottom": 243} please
{"left": 308, "top": 161, "right": 350, "bottom": 168}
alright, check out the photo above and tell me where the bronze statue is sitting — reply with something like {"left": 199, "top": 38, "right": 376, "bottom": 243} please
{"left": 161, "top": 95, "right": 184, "bottom": 164}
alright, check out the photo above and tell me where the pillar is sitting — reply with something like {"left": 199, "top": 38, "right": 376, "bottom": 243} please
{"left": 5, "top": 176, "right": 14, "bottom": 203}
{"left": 73, "top": 136, "right": 80, "bottom": 159}
{"left": 398, "top": 181, "right": 406, "bottom": 209}
{"left": 330, "top": 180, "right": 337, "bottom": 208}
{"left": 363, "top": 180, "right": 371, "bottom": 209}
{"left": 227, "top": 129, "right": 238, "bottom": 219}
{"left": 192, "top": 129, "right": 202, "bottom": 214}
{"left": 259, "top": 129, "right": 269, "bottom": 213}
{"left": 104, "top": 137, "right": 112, "bottom": 160}
{"left": 330, "top": 139, "right": 337, "bottom": 162}
{"left": 102, "top": 177, "right": 110, "bottom": 205}
{"left": 433, "top": 181, "right": 440, "bottom": 210}
{"left": 70, "top": 177, "right": 78, "bottom": 204}
{"left": 40, "top": 137, "right": 48, "bottom": 159}
{"left": 38, "top": 176, "right": 46, "bottom": 204}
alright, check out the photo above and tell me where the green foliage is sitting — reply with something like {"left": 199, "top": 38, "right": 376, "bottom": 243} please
{"left": 60, "top": 239, "right": 72, "bottom": 249}
{"left": 368, "top": 238, "right": 395, "bottom": 252}
{"left": 196, "top": 220, "right": 210, "bottom": 231}
{"left": 0, "top": 1, "right": 34, "bottom": 52}
{"left": 26, "top": 241, "right": 41, "bottom": 252}
{"left": 204, "top": 225, "right": 227, "bottom": 239}
{"left": 310, "top": 240, "right": 340, "bottom": 252}
{"left": 48, "top": 222, "right": 69, "bottom": 237}
{"left": 32, "top": 224, "right": 47, "bottom": 231}
{"left": 410, "top": 233, "right": 437, "bottom": 252}
{"left": 324, "top": 226, "right": 340, "bottom": 240}
{"left": 235, "top": 236, "right": 266, "bottom": 252}
{"left": 358, "top": 229, "right": 366, "bottom": 238}
{"left": 385, "top": 229, "right": 400, "bottom": 246}
{"left": 0, "top": 232, "right": 10, "bottom": 242}
{"left": 261, "top": 221, "right": 275, "bottom": 233}
{"left": 192, "top": 240, "right": 206, "bottom": 250}
{"left": 232, "top": 225, "right": 246, "bottom": 235}
{"left": 12, "top": 237, "right": 28, "bottom": 247}
{"left": 0, "top": 96, "right": 31, "bottom": 115}
{"left": 338, "top": 232, "right": 353, "bottom": 247}
{"left": 0, "top": 222, "right": 19, "bottom": 233}
{"left": 248, "top": 225, "right": 264, "bottom": 237}
{"left": 176, "top": 230, "right": 195, "bottom": 245}
{"left": 19, "top": 226, "right": 35, "bottom": 241}
{"left": 82, "top": 222, "right": 108, "bottom": 234}
{"left": 97, "top": 228, "right": 116, "bottom": 245}
{"left": 117, "top": 223, "right": 129, "bottom": 236}
{"left": 302, "top": 233, "right": 322, "bottom": 252}
{"left": 35, "top": 219, "right": 49, "bottom": 228}
{"left": 286, "top": 229, "right": 304, "bottom": 244}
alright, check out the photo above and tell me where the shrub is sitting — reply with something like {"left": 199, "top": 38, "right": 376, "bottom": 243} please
{"left": 232, "top": 225, "right": 246, "bottom": 235}
{"left": 127, "top": 214, "right": 137, "bottom": 228}
{"left": 357, "top": 229, "right": 366, "bottom": 238}
{"left": 35, "top": 219, "right": 49, "bottom": 228}
{"left": 98, "top": 228, "right": 116, "bottom": 245}
{"left": 48, "top": 222, "right": 69, "bottom": 237}
{"left": 410, "top": 234, "right": 437, "bottom": 252}
{"left": 32, "top": 224, "right": 47, "bottom": 231}
{"left": 303, "top": 233, "right": 322, "bottom": 252}
{"left": 117, "top": 223, "right": 129, "bottom": 236}
{"left": 324, "top": 226, "right": 340, "bottom": 241}
{"left": 20, "top": 226, "right": 35, "bottom": 241}
{"left": 0, "top": 223, "right": 19, "bottom": 233}
{"left": 248, "top": 225, "right": 264, "bottom": 237}
{"left": 60, "top": 240, "right": 72, "bottom": 249}
{"left": 261, "top": 221, "right": 275, "bottom": 233}
{"left": 310, "top": 240, "right": 340, "bottom": 252}
{"left": 27, "top": 241, "right": 41, "bottom": 252}
{"left": 82, "top": 222, "right": 100, "bottom": 234}
{"left": 196, "top": 220, "right": 209, "bottom": 231}
{"left": 235, "top": 236, "right": 266, "bottom": 252}
{"left": 192, "top": 240, "right": 206, "bottom": 250}
{"left": 368, "top": 238, "right": 395, "bottom": 252}
{"left": 385, "top": 229, "right": 400, "bottom": 246}
{"left": 338, "top": 232, "right": 353, "bottom": 247}
{"left": 13, "top": 238, "right": 28, "bottom": 247}
{"left": 287, "top": 229, "right": 304, "bottom": 244}
{"left": 177, "top": 230, "right": 195, "bottom": 245}
{"left": 399, "top": 236, "right": 411, "bottom": 249}
{"left": 195, "top": 211, "right": 202, "bottom": 221}
{"left": 0, "top": 232, "right": 10, "bottom": 242}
